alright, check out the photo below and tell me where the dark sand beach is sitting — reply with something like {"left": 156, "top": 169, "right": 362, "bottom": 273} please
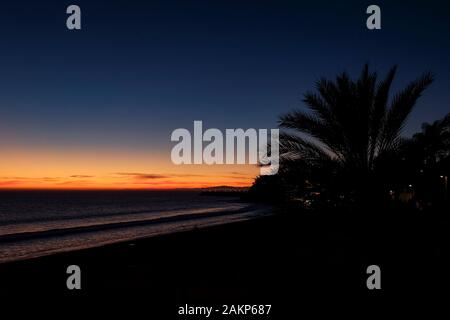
{"left": 0, "top": 208, "right": 447, "bottom": 315}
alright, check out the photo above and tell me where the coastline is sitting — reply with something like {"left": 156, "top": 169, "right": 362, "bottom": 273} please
{"left": 0, "top": 213, "right": 281, "bottom": 299}
{"left": 0, "top": 208, "right": 447, "bottom": 306}
{"left": 0, "top": 204, "right": 272, "bottom": 263}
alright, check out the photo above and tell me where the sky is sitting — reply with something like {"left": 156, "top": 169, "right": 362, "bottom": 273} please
{"left": 0, "top": 0, "right": 449, "bottom": 189}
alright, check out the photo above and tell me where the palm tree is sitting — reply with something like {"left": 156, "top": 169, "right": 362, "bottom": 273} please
{"left": 278, "top": 64, "right": 434, "bottom": 203}
{"left": 411, "top": 113, "right": 450, "bottom": 165}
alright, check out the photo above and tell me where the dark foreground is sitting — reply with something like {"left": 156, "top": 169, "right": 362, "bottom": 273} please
{"left": 0, "top": 208, "right": 448, "bottom": 316}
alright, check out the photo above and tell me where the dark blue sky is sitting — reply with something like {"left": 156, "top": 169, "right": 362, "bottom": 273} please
{"left": 1, "top": 0, "right": 449, "bottom": 153}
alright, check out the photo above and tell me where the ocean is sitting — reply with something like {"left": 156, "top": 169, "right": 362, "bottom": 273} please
{"left": 0, "top": 190, "right": 270, "bottom": 263}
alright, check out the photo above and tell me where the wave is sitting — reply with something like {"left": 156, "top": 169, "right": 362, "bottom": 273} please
{"left": 0, "top": 204, "right": 252, "bottom": 242}
{"left": 0, "top": 204, "right": 272, "bottom": 263}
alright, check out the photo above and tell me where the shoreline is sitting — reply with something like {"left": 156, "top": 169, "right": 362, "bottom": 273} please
{"left": 0, "top": 208, "right": 447, "bottom": 311}
{"left": 0, "top": 214, "right": 281, "bottom": 297}
{"left": 0, "top": 204, "right": 273, "bottom": 264}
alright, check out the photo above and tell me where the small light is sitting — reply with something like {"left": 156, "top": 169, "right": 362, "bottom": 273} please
{"left": 408, "top": 184, "right": 412, "bottom": 188}
{"left": 440, "top": 175, "right": 444, "bottom": 178}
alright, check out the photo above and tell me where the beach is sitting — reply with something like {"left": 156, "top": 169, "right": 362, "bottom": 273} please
{"left": 0, "top": 190, "right": 270, "bottom": 263}
{"left": 0, "top": 207, "right": 447, "bottom": 315}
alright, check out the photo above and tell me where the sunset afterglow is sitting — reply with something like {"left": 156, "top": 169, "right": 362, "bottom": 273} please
{"left": 0, "top": 145, "right": 258, "bottom": 189}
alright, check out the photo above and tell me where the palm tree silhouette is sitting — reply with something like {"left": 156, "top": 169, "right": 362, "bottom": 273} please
{"left": 411, "top": 113, "right": 450, "bottom": 166}
{"left": 278, "top": 64, "right": 434, "bottom": 203}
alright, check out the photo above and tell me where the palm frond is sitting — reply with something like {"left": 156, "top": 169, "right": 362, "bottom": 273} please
{"left": 380, "top": 72, "right": 434, "bottom": 151}
{"left": 279, "top": 132, "right": 334, "bottom": 164}
{"left": 368, "top": 65, "right": 397, "bottom": 166}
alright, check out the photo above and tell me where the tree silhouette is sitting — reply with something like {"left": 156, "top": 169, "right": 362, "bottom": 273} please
{"left": 278, "top": 64, "right": 434, "bottom": 204}
{"left": 411, "top": 113, "right": 450, "bottom": 166}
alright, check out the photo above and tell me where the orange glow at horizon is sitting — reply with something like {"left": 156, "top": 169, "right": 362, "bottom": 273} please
{"left": 0, "top": 145, "right": 259, "bottom": 190}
